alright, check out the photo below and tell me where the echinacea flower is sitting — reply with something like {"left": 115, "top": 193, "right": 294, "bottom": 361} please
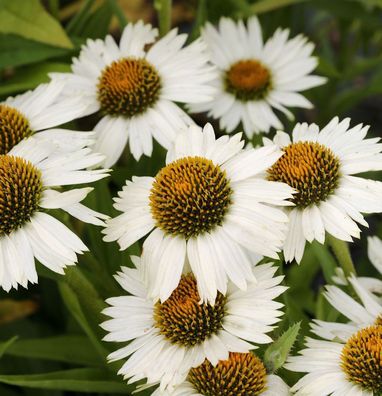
{"left": 286, "top": 276, "right": 382, "bottom": 395}
{"left": 103, "top": 123, "right": 294, "bottom": 304}
{"left": 150, "top": 352, "right": 289, "bottom": 396}
{"left": 1, "top": 80, "right": 94, "bottom": 154}
{"left": 190, "top": 16, "right": 326, "bottom": 137}
{"left": 102, "top": 256, "right": 286, "bottom": 390}
{"left": 264, "top": 117, "right": 382, "bottom": 263}
{"left": 0, "top": 138, "right": 109, "bottom": 291}
{"left": 51, "top": 20, "right": 217, "bottom": 166}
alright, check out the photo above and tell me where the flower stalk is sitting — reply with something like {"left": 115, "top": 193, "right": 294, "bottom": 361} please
{"left": 327, "top": 235, "right": 357, "bottom": 278}
{"left": 155, "top": 0, "right": 172, "bottom": 36}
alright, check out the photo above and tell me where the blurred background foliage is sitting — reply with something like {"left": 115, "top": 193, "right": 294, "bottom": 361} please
{"left": 0, "top": 0, "right": 382, "bottom": 394}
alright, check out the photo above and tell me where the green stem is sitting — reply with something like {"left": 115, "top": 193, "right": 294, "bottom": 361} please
{"left": 189, "top": 0, "right": 207, "bottom": 42}
{"left": 108, "top": 0, "right": 127, "bottom": 28}
{"left": 327, "top": 235, "right": 356, "bottom": 278}
{"left": 155, "top": 0, "right": 172, "bottom": 37}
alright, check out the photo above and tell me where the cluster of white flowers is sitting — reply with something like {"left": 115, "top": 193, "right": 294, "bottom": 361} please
{"left": 1, "top": 16, "right": 381, "bottom": 396}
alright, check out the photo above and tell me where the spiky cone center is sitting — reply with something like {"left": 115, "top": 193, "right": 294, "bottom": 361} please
{"left": 0, "top": 155, "right": 43, "bottom": 236}
{"left": 154, "top": 274, "right": 226, "bottom": 347}
{"left": 341, "top": 325, "right": 382, "bottom": 393}
{"left": 188, "top": 352, "right": 268, "bottom": 395}
{"left": 149, "top": 156, "right": 233, "bottom": 239}
{"left": 0, "top": 105, "right": 33, "bottom": 154}
{"left": 97, "top": 57, "right": 161, "bottom": 117}
{"left": 267, "top": 141, "right": 341, "bottom": 208}
{"left": 225, "top": 60, "right": 271, "bottom": 101}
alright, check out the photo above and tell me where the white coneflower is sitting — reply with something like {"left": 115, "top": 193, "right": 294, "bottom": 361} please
{"left": 190, "top": 16, "right": 326, "bottom": 138}
{"left": 0, "top": 138, "right": 109, "bottom": 291}
{"left": 2, "top": 80, "right": 94, "bottom": 153}
{"left": 286, "top": 276, "right": 382, "bottom": 395}
{"left": 151, "top": 352, "right": 290, "bottom": 396}
{"left": 264, "top": 117, "right": 382, "bottom": 263}
{"left": 102, "top": 256, "right": 287, "bottom": 390}
{"left": 103, "top": 123, "right": 294, "bottom": 304}
{"left": 51, "top": 20, "right": 217, "bottom": 166}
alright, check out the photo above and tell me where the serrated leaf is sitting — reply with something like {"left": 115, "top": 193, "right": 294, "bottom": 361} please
{"left": 0, "top": 368, "right": 135, "bottom": 393}
{"left": 264, "top": 322, "right": 301, "bottom": 373}
{"left": 0, "top": 0, "right": 72, "bottom": 48}
{"left": 1, "top": 336, "right": 102, "bottom": 366}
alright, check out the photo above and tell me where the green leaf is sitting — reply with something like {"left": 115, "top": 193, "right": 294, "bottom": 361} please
{"left": 0, "top": 62, "right": 70, "bottom": 97}
{"left": 264, "top": 322, "right": 301, "bottom": 373}
{"left": 1, "top": 336, "right": 102, "bottom": 367}
{"left": 0, "top": 34, "right": 73, "bottom": 70}
{"left": 66, "top": 0, "right": 96, "bottom": 35}
{"left": 0, "top": 0, "right": 72, "bottom": 48}
{"left": 58, "top": 282, "right": 108, "bottom": 363}
{"left": 317, "top": 57, "right": 341, "bottom": 79}
{"left": 0, "top": 336, "right": 18, "bottom": 359}
{"left": 80, "top": 1, "right": 113, "bottom": 39}
{"left": 0, "top": 369, "right": 135, "bottom": 393}
{"left": 251, "top": 0, "right": 308, "bottom": 13}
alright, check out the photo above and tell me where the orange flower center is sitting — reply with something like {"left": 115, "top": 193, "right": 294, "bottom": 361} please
{"left": 0, "top": 155, "right": 42, "bottom": 235}
{"left": 341, "top": 325, "right": 382, "bottom": 393}
{"left": 149, "top": 156, "right": 232, "bottom": 238}
{"left": 188, "top": 352, "right": 267, "bottom": 395}
{"left": 97, "top": 57, "right": 161, "bottom": 117}
{"left": 225, "top": 60, "right": 271, "bottom": 101}
{"left": 267, "top": 141, "right": 340, "bottom": 208}
{"left": 154, "top": 274, "right": 226, "bottom": 347}
{"left": 0, "top": 105, "right": 33, "bottom": 154}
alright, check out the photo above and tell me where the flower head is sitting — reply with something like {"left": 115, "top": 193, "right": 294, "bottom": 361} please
{"left": 190, "top": 17, "right": 326, "bottom": 137}
{"left": 286, "top": 276, "right": 382, "bottom": 395}
{"left": 103, "top": 123, "right": 294, "bottom": 304}
{"left": 51, "top": 20, "right": 217, "bottom": 166}
{"left": 264, "top": 117, "right": 382, "bottom": 263}
{"left": 2, "top": 80, "right": 94, "bottom": 153}
{"left": 0, "top": 138, "right": 109, "bottom": 291}
{"left": 150, "top": 352, "right": 289, "bottom": 396}
{"left": 102, "top": 257, "right": 287, "bottom": 390}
